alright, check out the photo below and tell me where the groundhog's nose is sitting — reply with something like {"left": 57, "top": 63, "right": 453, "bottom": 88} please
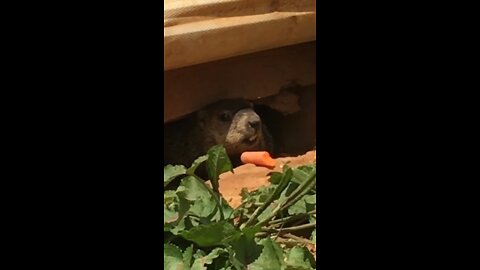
{"left": 249, "top": 120, "right": 260, "bottom": 130}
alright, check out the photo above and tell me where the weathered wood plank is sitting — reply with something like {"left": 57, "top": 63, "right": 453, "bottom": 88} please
{"left": 164, "top": 0, "right": 316, "bottom": 71}
{"left": 164, "top": 42, "right": 316, "bottom": 123}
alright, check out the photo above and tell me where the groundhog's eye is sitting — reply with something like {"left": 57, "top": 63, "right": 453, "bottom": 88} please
{"left": 219, "top": 111, "right": 232, "bottom": 122}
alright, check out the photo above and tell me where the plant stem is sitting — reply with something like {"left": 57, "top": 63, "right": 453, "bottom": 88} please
{"left": 235, "top": 211, "right": 244, "bottom": 229}
{"left": 255, "top": 223, "right": 316, "bottom": 238}
{"left": 283, "top": 233, "right": 314, "bottom": 245}
{"left": 255, "top": 232, "right": 268, "bottom": 238}
{"left": 276, "top": 234, "right": 314, "bottom": 245}
{"left": 242, "top": 172, "right": 291, "bottom": 228}
{"left": 268, "top": 210, "right": 316, "bottom": 227}
{"left": 262, "top": 222, "right": 316, "bottom": 234}
{"left": 254, "top": 170, "right": 315, "bottom": 228}
{"left": 281, "top": 172, "right": 316, "bottom": 211}
{"left": 253, "top": 203, "right": 283, "bottom": 228}
{"left": 280, "top": 180, "right": 316, "bottom": 213}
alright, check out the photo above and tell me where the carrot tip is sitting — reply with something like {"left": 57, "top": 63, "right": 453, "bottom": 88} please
{"left": 240, "top": 151, "right": 276, "bottom": 168}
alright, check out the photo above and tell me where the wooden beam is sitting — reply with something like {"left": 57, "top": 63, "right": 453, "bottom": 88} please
{"left": 164, "top": 0, "right": 316, "bottom": 71}
{"left": 164, "top": 42, "right": 316, "bottom": 123}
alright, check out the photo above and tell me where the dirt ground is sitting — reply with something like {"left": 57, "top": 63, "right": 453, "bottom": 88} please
{"left": 207, "top": 150, "right": 316, "bottom": 209}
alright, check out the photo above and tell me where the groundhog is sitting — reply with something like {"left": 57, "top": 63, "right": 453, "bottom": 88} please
{"left": 164, "top": 99, "right": 274, "bottom": 169}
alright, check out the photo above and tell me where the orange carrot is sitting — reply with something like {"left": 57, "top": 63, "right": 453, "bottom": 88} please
{"left": 240, "top": 151, "right": 276, "bottom": 168}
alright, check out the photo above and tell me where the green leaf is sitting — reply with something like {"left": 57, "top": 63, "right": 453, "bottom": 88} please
{"left": 230, "top": 229, "right": 263, "bottom": 266}
{"left": 277, "top": 182, "right": 299, "bottom": 205}
{"left": 254, "top": 180, "right": 296, "bottom": 224}
{"left": 164, "top": 154, "right": 317, "bottom": 270}
{"left": 285, "top": 247, "right": 315, "bottom": 270}
{"left": 169, "top": 215, "right": 193, "bottom": 235}
{"left": 249, "top": 238, "right": 285, "bottom": 270}
{"left": 227, "top": 247, "right": 247, "bottom": 270}
{"left": 177, "top": 176, "right": 216, "bottom": 218}
{"left": 164, "top": 190, "right": 177, "bottom": 204}
{"left": 273, "top": 168, "right": 294, "bottom": 200}
{"left": 164, "top": 189, "right": 192, "bottom": 231}
{"left": 252, "top": 185, "right": 277, "bottom": 203}
{"left": 311, "top": 229, "right": 316, "bottom": 244}
{"left": 167, "top": 196, "right": 193, "bottom": 234}
{"left": 193, "top": 249, "right": 206, "bottom": 259}
{"left": 304, "top": 195, "right": 316, "bottom": 205}
{"left": 164, "top": 206, "right": 179, "bottom": 225}
{"left": 288, "top": 195, "right": 315, "bottom": 215}
{"left": 164, "top": 243, "right": 185, "bottom": 270}
{"left": 178, "top": 176, "right": 210, "bottom": 201}
{"left": 177, "top": 193, "right": 192, "bottom": 222}
{"left": 180, "top": 221, "right": 241, "bottom": 247}
{"left": 206, "top": 145, "right": 233, "bottom": 192}
{"left": 268, "top": 172, "right": 284, "bottom": 184}
{"left": 191, "top": 248, "right": 226, "bottom": 269}
{"left": 257, "top": 202, "right": 279, "bottom": 222}
{"left": 292, "top": 165, "right": 316, "bottom": 187}
{"left": 164, "top": 165, "right": 187, "bottom": 187}
{"left": 211, "top": 197, "right": 234, "bottom": 222}
{"left": 279, "top": 168, "right": 316, "bottom": 212}
{"left": 182, "top": 245, "right": 194, "bottom": 269}
{"left": 288, "top": 199, "right": 306, "bottom": 215}
{"left": 250, "top": 168, "right": 293, "bottom": 226}
{"left": 242, "top": 225, "right": 262, "bottom": 241}
{"left": 187, "top": 155, "right": 208, "bottom": 175}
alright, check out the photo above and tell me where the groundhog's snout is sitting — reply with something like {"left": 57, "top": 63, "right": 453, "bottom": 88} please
{"left": 236, "top": 108, "right": 262, "bottom": 143}
{"left": 248, "top": 119, "right": 261, "bottom": 131}
{"left": 224, "top": 108, "right": 263, "bottom": 147}
{"left": 241, "top": 109, "right": 261, "bottom": 130}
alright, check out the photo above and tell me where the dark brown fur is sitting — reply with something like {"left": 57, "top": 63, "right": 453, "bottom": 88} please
{"left": 164, "top": 99, "right": 274, "bottom": 168}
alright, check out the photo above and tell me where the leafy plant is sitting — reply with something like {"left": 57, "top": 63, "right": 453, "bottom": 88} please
{"left": 164, "top": 145, "right": 316, "bottom": 269}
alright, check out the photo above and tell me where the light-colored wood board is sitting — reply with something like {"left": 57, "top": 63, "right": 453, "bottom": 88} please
{"left": 164, "top": 0, "right": 316, "bottom": 71}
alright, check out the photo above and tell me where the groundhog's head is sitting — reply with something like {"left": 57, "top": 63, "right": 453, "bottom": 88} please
{"left": 197, "top": 99, "right": 266, "bottom": 155}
